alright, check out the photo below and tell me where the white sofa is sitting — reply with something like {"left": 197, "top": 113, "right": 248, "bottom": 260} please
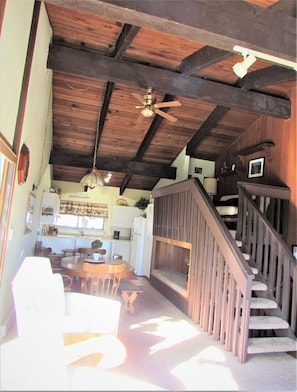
{"left": 11, "top": 256, "right": 122, "bottom": 337}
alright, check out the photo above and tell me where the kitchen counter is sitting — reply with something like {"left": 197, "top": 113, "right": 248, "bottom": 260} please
{"left": 41, "top": 234, "right": 131, "bottom": 241}
{"left": 39, "top": 235, "right": 132, "bottom": 261}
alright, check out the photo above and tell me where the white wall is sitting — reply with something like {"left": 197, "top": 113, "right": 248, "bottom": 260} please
{"left": 154, "top": 147, "right": 190, "bottom": 189}
{"left": 188, "top": 157, "right": 215, "bottom": 185}
{"left": 0, "top": 0, "right": 34, "bottom": 144}
{"left": 0, "top": 1, "right": 52, "bottom": 333}
{"left": 52, "top": 180, "right": 151, "bottom": 238}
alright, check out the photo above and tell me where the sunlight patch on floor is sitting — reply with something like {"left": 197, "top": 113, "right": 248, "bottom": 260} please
{"left": 139, "top": 316, "right": 200, "bottom": 354}
{"left": 170, "top": 345, "right": 239, "bottom": 391}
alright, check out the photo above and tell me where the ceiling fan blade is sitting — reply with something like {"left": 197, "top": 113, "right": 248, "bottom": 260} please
{"left": 131, "top": 93, "right": 144, "bottom": 105}
{"left": 154, "top": 100, "right": 181, "bottom": 109}
{"left": 154, "top": 109, "right": 178, "bottom": 123}
{"left": 134, "top": 113, "right": 144, "bottom": 125}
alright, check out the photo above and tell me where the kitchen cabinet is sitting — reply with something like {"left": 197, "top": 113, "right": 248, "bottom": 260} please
{"left": 111, "top": 206, "right": 140, "bottom": 228}
{"left": 111, "top": 240, "right": 131, "bottom": 262}
{"left": 40, "top": 192, "right": 60, "bottom": 224}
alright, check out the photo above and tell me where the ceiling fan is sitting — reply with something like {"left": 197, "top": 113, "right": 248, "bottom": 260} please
{"left": 131, "top": 88, "right": 181, "bottom": 123}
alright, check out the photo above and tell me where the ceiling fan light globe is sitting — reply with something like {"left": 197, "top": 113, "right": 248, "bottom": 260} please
{"left": 141, "top": 107, "right": 154, "bottom": 117}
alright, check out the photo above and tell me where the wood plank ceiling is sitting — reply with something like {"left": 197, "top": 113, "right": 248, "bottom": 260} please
{"left": 44, "top": 0, "right": 296, "bottom": 195}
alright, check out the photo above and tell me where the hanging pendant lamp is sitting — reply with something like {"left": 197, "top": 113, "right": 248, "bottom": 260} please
{"left": 80, "top": 121, "right": 104, "bottom": 189}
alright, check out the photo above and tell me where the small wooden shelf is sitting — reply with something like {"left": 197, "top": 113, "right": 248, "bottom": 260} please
{"left": 235, "top": 141, "right": 275, "bottom": 156}
{"left": 219, "top": 168, "right": 246, "bottom": 177}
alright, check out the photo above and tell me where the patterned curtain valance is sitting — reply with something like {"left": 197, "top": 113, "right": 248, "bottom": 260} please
{"left": 59, "top": 200, "right": 108, "bottom": 218}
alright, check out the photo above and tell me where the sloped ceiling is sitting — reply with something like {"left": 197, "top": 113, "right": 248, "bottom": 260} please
{"left": 44, "top": 0, "right": 296, "bottom": 194}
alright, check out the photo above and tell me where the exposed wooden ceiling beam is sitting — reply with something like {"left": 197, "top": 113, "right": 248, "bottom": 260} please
{"left": 178, "top": 46, "right": 232, "bottom": 75}
{"left": 97, "top": 81, "right": 114, "bottom": 146}
{"left": 237, "top": 65, "right": 297, "bottom": 90}
{"left": 186, "top": 106, "right": 230, "bottom": 156}
{"left": 134, "top": 94, "right": 174, "bottom": 161}
{"left": 119, "top": 94, "right": 175, "bottom": 192}
{"left": 113, "top": 24, "right": 140, "bottom": 59}
{"left": 44, "top": 0, "right": 297, "bottom": 62}
{"left": 50, "top": 150, "right": 177, "bottom": 178}
{"left": 269, "top": 0, "right": 296, "bottom": 17}
{"left": 47, "top": 44, "right": 291, "bottom": 118}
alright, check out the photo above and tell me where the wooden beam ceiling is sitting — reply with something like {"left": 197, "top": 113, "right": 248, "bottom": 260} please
{"left": 50, "top": 150, "right": 177, "bottom": 179}
{"left": 47, "top": 45, "right": 291, "bottom": 119}
{"left": 44, "top": 0, "right": 297, "bottom": 61}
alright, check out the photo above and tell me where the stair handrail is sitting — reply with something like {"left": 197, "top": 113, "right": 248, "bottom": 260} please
{"left": 236, "top": 183, "right": 297, "bottom": 336}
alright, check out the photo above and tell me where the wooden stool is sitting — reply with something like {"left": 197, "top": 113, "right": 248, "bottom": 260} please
{"left": 120, "top": 281, "right": 143, "bottom": 315}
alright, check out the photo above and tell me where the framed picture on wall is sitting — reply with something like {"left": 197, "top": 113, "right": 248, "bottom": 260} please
{"left": 248, "top": 157, "right": 264, "bottom": 178}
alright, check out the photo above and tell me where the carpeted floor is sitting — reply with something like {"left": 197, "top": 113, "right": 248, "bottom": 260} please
{"left": 68, "top": 277, "right": 297, "bottom": 391}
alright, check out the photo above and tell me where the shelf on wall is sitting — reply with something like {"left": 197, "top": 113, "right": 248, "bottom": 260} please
{"left": 235, "top": 141, "right": 275, "bottom": 156}
{"left": 219, "top": 168, "right": 246, "bottom": 177}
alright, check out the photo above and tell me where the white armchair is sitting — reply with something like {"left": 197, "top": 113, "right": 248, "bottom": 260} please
{"left": 12, "top": 256, "right": 122, "bottom": 337}
{"left": 2, "top": 257, "right": 126, "bottom": 390}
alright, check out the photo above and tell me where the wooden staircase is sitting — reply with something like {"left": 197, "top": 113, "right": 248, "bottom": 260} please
{"left": 230, "top": 230, "right": 297, "bottom": 356}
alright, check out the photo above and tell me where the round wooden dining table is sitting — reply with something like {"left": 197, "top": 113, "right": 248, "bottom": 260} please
{"left": 61, "top": 256, "right": 134, "bottom": 280}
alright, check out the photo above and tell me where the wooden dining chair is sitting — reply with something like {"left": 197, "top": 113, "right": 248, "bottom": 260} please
{"left": 98, "top": 249, "right": 106, "bottom": 258}
{"left": 77, "top": 247, "right": 94, "bottom": 257}
{"left": 83, "top": 263, "right": 126, "bottom": 297}
{"left": 61, "top": 273, "right": 73, "bottom": 292}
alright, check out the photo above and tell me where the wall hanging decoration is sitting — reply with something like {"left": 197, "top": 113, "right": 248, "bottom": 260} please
{"left": 18, "top": 143, "right": 30, "bottom": 185}
{"left": 248, "top": 157, "right": 264, "bottom": 178}
{"left": 25, "top": 192, "right": 35, "bottom": 233}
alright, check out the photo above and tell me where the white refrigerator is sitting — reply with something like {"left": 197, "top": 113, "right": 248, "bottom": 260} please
{"left": 130, "top": 204, "right": 154, "bottom": 277}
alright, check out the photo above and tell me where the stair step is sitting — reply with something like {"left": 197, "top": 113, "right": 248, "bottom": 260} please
{"left": 249, "top": 316, "right": 289, "bottom": 330}
{"left": 242, "top": 252, "right": 250, "bottom": 260}
{"left": 229, "top": 230, "right": 236, "bottom": 238}
{"left": 247, "top": 337, "right": 297, "bottom": 354}
{"left": 252, "top": 280, "right": 267, "bottom": 291}
{"left": 250, "top": 267, "right": 258, "bottom": 275}
{"left": 249, "top": 297, "right": 277, "bottom": 309}
{"left": 229, "top": 230, "right": 243, "bottom": 247}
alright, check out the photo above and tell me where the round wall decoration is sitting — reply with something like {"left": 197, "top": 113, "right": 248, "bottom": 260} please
{"left": 18, "top": 143, "right": 30, "bottom": 185}
{"left": 116, "top": 198, "right": 128, "bottom": 206}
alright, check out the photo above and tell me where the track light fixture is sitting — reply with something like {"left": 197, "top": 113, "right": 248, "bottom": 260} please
{"left": 233, "top": 45, "right": 297, "bottom": 73}
{"left": 232, "top": 52, "right": 256, "bottom": 78}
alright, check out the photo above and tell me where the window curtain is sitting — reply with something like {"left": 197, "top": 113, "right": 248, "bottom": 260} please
{"left": 59, "top": 200, "right": 108, "bottom": 218}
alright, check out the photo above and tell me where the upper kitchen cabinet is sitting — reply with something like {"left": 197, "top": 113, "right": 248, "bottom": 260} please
{"left": 111, "top": 206, "right": 140, "bottom": 228}
{"left": 40, "top": 192, "right": 60, "bottom": 224}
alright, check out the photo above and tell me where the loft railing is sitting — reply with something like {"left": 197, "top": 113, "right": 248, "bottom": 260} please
{"left": 236, "top": 182, "right": 296, "bottom": 337}
{"left": 153, "top": 178, "right": 254, "bottom": 362}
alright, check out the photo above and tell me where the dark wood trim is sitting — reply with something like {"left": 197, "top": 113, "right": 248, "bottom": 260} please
{"left": 235, "top": 141, "right": 275, "bottom": 156}
{"left": 13, "top": 1, "right": 41, "bottom": 153}
{"left": 0, "top": 0, "right": 6, "bottom": 36}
